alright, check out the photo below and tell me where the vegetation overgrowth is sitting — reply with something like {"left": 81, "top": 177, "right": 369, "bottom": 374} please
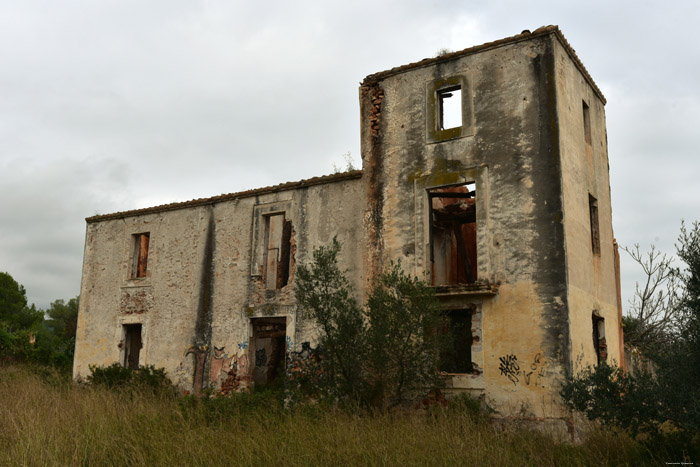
{"left": 0, "top": 271, "right": 77, "bottom": 371}
{"left": 561, "top": 220, "right": 700, "bottom": 462}
{"left": 0, "top": 363, "right": 671, "bottom": 466}
{"left": 295, "top": 238, "right": 447, "bottom": 409}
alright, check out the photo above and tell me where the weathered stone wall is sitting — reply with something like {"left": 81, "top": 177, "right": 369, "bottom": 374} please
{"left": 358, "top": 33, "right": 605, "bottom": 420}
{"left": 552, "top": 39, "right": 622, "bottom": 371}
{"left": 75, "top": 28, "right": 621, "bottom": 428}
{"left": 74, "top": 175, "right": 365, "bottom": 393}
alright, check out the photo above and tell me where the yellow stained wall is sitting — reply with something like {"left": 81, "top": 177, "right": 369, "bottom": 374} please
{"left": 553, "top": 40, "right": 622, "bottom": 371}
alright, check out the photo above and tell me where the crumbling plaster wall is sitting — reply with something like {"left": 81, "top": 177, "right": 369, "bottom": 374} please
{"left": 360, "top": 34, "right": 572, "bottom": 418}
{"left": 553, "top": 40, "right": 621, "bottom": 370}
{"left": 74, "top": 177, "right": 365, "bottom": 393}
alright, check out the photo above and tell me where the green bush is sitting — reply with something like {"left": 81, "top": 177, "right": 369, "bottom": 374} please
{"left": 561, "top": 363, "right": 659, "bottom": 436}
{"left": 294, "top": 239, "right": 446, "bottom": 410}
{"left": 88, "top": 363, "right": 176, "bottom": 396}
{"left": 561, "top": 363, "right": 699, "bottom": 462}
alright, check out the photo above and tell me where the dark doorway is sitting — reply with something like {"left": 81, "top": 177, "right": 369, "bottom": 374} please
{"left": 251, "top": 317, "right": 287, "bottom": 387}
{"left": 438, "top": 309, "right": 474, "bottom": 374}
{"left": 123, "top": 324, "right": 142, "bottom": 370}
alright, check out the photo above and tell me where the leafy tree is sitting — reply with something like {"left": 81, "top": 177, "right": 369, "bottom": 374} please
{"left": 295, "top": 239, "right": 445, "bottom": 409}
{"left": 656, "top": 220, "right": 700, "bottom": 432}
{"left": 365, "top": 263, "right": 442, "bottom": 409}
{"left": 294, "top": 238, "right": 367, "bottom": 401}
{"left": 46, "top": 296, "right": 79, "bottom": 341}
{"left": 0, "top": 272, "right": 78, "bottom": 371}
{"left": 0, "top": 272, "right": 41, "bottom": 331}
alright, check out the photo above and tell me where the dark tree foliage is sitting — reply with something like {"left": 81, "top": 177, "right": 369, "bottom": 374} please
{"left": 46, "top": 297, "right": 79, "bottom": 341}
{"left": 0, "top": 271, "right": 79, "bottom": 371}
{"left": 294, "top": 238, "right": 367, "bottom": 401}
{"left": 365, "top": 264, "right": 442, "bottom": 409}
{"left": 561, "top": 363, "right": 659, "bottom": 436}
{"left": 0, "top": 272, "right": 42, "bottom": 331}
{"left": 295, "top": 239, "right": 445, "bottom": 409}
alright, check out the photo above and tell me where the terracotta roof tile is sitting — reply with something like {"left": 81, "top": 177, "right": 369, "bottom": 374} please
{"left": 86, "top": 170, "right": 363, "bottom": 223}
{"left": 362, "top": 25, "right": 605, "bottom": 105}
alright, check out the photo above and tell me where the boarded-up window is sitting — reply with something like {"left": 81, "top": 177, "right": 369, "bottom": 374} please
{"left": 132, "top": 233, "right": 150, "bottom": 278}
{"left": 589, "top": 195, "right": 600, "bottom": 256}
{"left": 429, "top": 183, "right": 477, "bottom": 286}
{"left": 592, "top": 313, "right": 607, "bottom": 364}
{"left": 438, "top": 309, "right": 474, "bottom": 374}
{"left": 263, "top": 214, "right": 292, "bottom": 289}
{"left": 123, "top": 324, "right": 142, "bottom": 370}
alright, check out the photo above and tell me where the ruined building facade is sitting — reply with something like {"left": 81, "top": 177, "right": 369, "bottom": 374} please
{"left": 74, "top": 26, "right": 623, "bottom": 424}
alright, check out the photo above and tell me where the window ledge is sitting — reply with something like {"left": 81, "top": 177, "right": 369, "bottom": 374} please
{"left": 432, "top": 282, "right": 499, "bottom": 297}
{"left": 122, "top": 279, "right": 152, "bottom": 289}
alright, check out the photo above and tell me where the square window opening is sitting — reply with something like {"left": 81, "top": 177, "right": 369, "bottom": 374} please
{"left": 132, "top": 233, "right": 150, "bottom": 279}
{"left": 263, "top": 214, "right": 292, "bottom": 290}
{"left": 438, "top": 308, "right": 475, "bottom": 374}
{"left": 123, "top": 324, "right": 142, "bottom": 370}
{"left": 428, "top": 182, "right": 477, "bottom": 286}
{"left": 438, "top": 86, "right": 462, "bottom": 131}
{"left": 589, "top": 195, "right": 600, "bottom": 255}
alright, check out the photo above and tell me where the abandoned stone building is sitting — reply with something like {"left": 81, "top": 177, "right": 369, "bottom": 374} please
{"left": 74, "top": 25, "right": 623, "bottom": 425}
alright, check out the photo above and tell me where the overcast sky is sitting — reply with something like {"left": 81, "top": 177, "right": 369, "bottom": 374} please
{"left": 1, "top": 0, "right": 699, "bottom": 311}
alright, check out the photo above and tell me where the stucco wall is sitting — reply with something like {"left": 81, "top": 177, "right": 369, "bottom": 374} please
{"left": 360, "top": 34, "right": 572, "bottom": 418}
{"left": 552, "top": 39, "right": 622, "bottom": 371}
{"left": 74, "top": 177, "right": 365, "bottom": 392}
{"left": 74, "top": 28, "right": 620, "bottom": 427}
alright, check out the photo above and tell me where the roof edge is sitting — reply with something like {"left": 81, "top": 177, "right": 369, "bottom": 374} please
{"left": 362, "top": 25, "right": 605, "bottom": 105}
{"left": 86, "top": 170, "right": 364, "bottom": 223}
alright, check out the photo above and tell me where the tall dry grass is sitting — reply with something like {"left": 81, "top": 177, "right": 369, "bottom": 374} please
{"left": 0, "top": 364, "right": 661, "bottom": 466}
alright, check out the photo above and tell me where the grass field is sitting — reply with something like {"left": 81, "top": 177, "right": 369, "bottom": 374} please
{"left": 0, "top": 364, "right": 669, "bottom": 466}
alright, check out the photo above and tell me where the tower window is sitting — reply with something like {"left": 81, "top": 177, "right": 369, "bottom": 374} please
{"left": 583, "top": 100, "right": 592, "bottom": 145}
{"left": 438, "top": 86, "right": 462, "bottom": 130}
{"left": 589, "top": 195, "right": 600, "bottom": 255}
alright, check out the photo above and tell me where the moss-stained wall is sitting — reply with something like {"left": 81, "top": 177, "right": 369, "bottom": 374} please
{"left": 75, "top": 28, "right": 620, "bottom": 430}
{"left": 74, "top": 177, "right": 365, "bottom": 393}
{"left": 358, "top": 32, "right": 614, "bottom": 422}
{"left": 552, "top": 40, "right": 621, "bottom": 371}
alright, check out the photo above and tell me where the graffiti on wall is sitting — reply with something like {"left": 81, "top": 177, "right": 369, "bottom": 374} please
{"left": 207, "top": 344, "right": 251, "bottom": 395}
{"left": 498, "top": 353, "right": 546, "bottom": 387}
{"left": 499, "top": 354, "right": 520, "bottom": 384}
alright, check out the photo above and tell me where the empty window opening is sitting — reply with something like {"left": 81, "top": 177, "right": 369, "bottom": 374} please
{"left": 123, "top": 324, "right": 142, "bottom": 370}
{"left": 438, "top": 86, "right": 462, "bottom": 130}
{"left": 582, "top": 100, "right": 592, "bottom": 145}
{"left": 428, "top": 183, "right": 477, "bottom": 286}
{"left": 250, "top": 317, "right": 287, "bottom": 388}
{"left": 263, "top": 214, "right": 292, "bottom": 289}
{"left": 592, "top": 314, "right": 607, "bottom": 364}
{"left": 438, "top": 309, "right": 475, "bottom": 374}
{"left": 589, "top": 195, "right": 600, "bottom": 255}
{"left": 132, "top": 233, "right": 150, "bottom": 278}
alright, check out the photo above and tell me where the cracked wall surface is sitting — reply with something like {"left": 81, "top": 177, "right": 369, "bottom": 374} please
{"left": 74, "top": 28, "right": 620, "bottom": 432}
